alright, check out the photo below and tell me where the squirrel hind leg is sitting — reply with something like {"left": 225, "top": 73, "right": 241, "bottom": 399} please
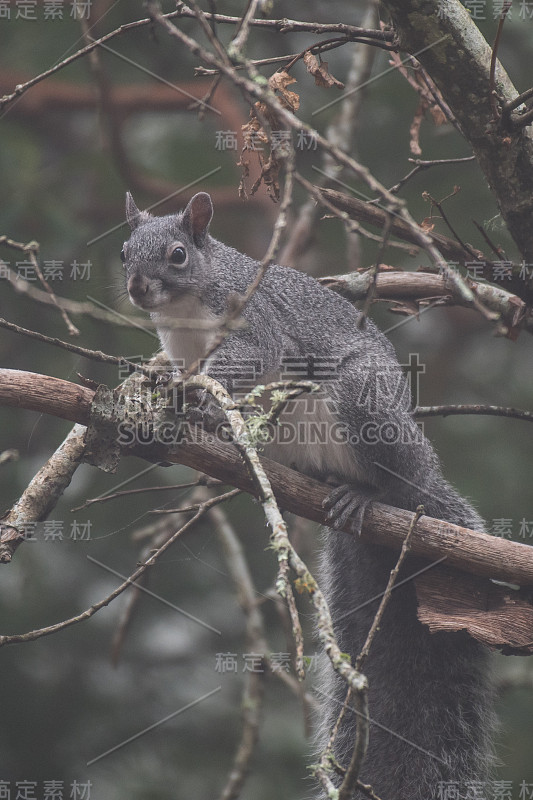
{"left": 322, "top": 484, "right": 379, "bottom": 535}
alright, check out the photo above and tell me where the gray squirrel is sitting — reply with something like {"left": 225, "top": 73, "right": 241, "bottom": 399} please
{"left": 122, "top": 191, "right": 494, "bottom": 799}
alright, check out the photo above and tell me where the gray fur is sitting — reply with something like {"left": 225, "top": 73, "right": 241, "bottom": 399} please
{"left": 123, "top": 193, "right": 494, "bottom": 799}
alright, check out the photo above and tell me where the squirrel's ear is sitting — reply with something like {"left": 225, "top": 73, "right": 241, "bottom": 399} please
{"left": 126, "top": 192, "right": 151, "bottom": 230}
{"left": 182, "top": 192, "right": 213, "bottom": 247}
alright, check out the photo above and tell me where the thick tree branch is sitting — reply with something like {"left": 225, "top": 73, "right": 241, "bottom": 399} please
{"left": 1, "top": 368, "right": 533, "bottom": 593}
{"left": 0, "top": 424, "right": 87, "bottom": 562}
{"left": 320, "top": 269, "right": 532, "bottom": 337}
{"left": 317, "top": 187, "right": 484, "bottom": 264}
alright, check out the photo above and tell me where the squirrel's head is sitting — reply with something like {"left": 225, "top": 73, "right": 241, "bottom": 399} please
{"left": 122, "top": 192, "right": 213, "bottom": 311}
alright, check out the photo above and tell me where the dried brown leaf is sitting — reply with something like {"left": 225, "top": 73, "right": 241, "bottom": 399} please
{"left": 237, "top": 154, "right": 250, "bottom": 199}
{"left": 268, "top": 70, "right": 300, "bottom": 112}
{"left": 303, "top": 52, "right": 345, "bottom": 90}
{"left": 238, "top": 73, "right": 297, "bottom": 200}
{"left": 250, "top": 153, "right": 281, "bottom": 202}
{"left": 261, "top": 155, "right": 281, "bottom": 202}
{"left": 241, "top": 104, "right": 269, "bottom": 151}
{"left": 389, "top": 51, "right": 452, "bottom": 145}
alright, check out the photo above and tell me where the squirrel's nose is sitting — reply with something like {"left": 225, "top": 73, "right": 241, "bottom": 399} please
{"left": 127, "top": 274, "right": 150, "bottom": 300}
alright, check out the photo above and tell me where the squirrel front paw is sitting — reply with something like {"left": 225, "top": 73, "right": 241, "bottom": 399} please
{"left": 322, "top": 485, "right": 378, "bottom": 536}
{"left": 186, "top": 398, "right": 228, "bottom": 435}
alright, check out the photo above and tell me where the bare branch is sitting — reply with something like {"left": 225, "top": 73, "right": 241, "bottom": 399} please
{"left": 489, "top": 1, "right": 512, "bottom": 121}
{"left": 0, "top": 10, "right": 182, "bottom": 112}
{"left": 2, "top": 368, "right": 533, "bottom": 596}
{"left": 174, "top": 4, "right": 394, "bottom": 42}
{"left": 356, "top": 506, "right": 424, "bottom": 671}
{"left": 208, "top": 492, "right": 268, "bottom": 800}
{"left": 281, "top": 1, "right": 381, "bottom": 269}
{"left": 415, "top": 404, "right": 533, "bottom": 424}
{"left": 316, "top": 187, "right": 478, "bottom": 263}
{"left": 0, "top": 316, "right": 153, "bottom": 377}
{"left": 319, "top": 269, "right": 532, "bottom": 337}
{"left": 71, "top": 476, "right": 220, "bottom": 512}
{"left": 0, "top": 491, "right": 232, "bottom": 646}
{"left": 389, "top": 155, "right": 476, "bottom": 194}
{"left": 0, "top": 236, "right": 79, "bottom": 336}
{"left": 0, "top": 424, "right": 87, "bottom": 564}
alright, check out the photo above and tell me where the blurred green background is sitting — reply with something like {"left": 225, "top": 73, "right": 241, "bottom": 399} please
{"left": 1, "top": 2, "right": 532, "bottom": 798}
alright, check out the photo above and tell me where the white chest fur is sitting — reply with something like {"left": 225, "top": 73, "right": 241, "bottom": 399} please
{"left": 152, "top": 295, "right": 220, "bottom": 372}
{"left": 263, "top": 391, "right": 363, "bottom": 485}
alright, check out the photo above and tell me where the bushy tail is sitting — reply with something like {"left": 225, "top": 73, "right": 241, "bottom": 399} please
{"left": 316, "top": 477, "right": 495, "bottom": 799}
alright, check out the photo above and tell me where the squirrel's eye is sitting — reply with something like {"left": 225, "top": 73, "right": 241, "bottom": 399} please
{"left": 170, "top": 246, "right": 187, "bottom": 266}
{"left": 120, "top": 247, "right": 126, "bottom": 263}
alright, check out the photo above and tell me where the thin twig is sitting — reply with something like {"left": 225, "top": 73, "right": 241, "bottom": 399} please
{"left": 414, "top": 404, "right": 533, "bottom": 423}
{"left": 358, "top": 212, "right": 393, "bottom": 326}
{"left": 184, "top": 372, "right": 369, "bottom": 738}
{"left": 1, "top": 262, "right": 221, "bottom": 332}
{"left": 182, "top": 373, "right": 308, "bottom": 683}
{"left": 471, "top": 219, "right": 506, "bottom": 259}
{"left": 410, "top": 156, "right": 476, "bottom": 168}
{"left": 489, "top": 1, "right": 512, "bottom": 120}
{"left": 0, "top": 491, "right": 233, "bottom": 647}
{"left": 229, "top": 0, "right": 262, "bottom": 59}
{"left": 412, "top": 59, "right": 461, "bottom": 135}
{"left": 0, "top": 236, "right": 79, "bottom": 336}
{"left": 284, "top": 36, "right": 361, "bottom": 72}
{"left": 355, "top": 506, "right": 424, "bottom": 671}
{"left": 194, "top": 74, "right": 223, "bottom": 121}
{"left": 279, "top": 7, "right": 382, "bottom": 270}
{"left": 423, "top": 189, "right": 477, "bottom": 259}
{"left": 71, "top": 476, "right": 220, "bottom": 512}
{"left": 502, "top": 86, "right": 533, "bottom": 113}
{"left": 195, "top": 37, "right": 393, "bottom": 77}
{"left": 0, "top": 316, "right": 153, "bottom": 377}
{"left": 149, "top": 489, "right": 241, "bottom": 514}
{"left": 294, "top": 171, "right": 383, "bottom": 243}
{"left": 422, "top": 192, "right": 501, "bottom": 326}
{"left": 209, "top": 491, "right": 269, "bottom": 800}
{"left": 336, "top": 507, "right": 423, "bottom": 799}
{"left": 0, "top": 10, "right": 182, "bottom": 112}
{"left": 174, "top": 4, "right": 394, "bottom": 42}
{"left": 337, "top": 690, "right": 369, "bottom": 800}
{"left": 389, "top": 155, "right": 475, "bottom": 194}
{"left": 186, "top": 0, "right": 233, "bottom": 66}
